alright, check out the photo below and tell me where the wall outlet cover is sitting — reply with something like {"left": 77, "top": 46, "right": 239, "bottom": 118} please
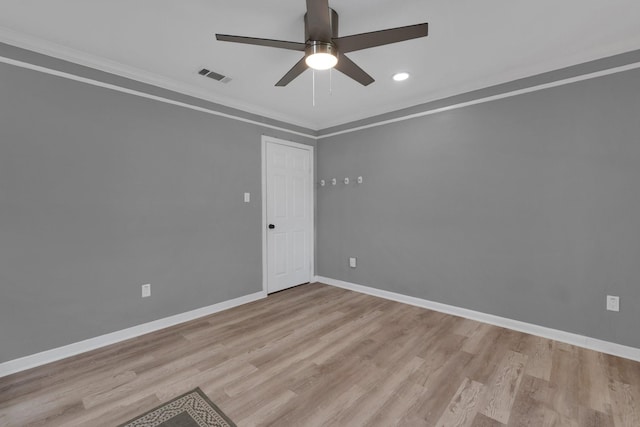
{"left": 349, "top": 257, "right": 357, "bottom": 268}
{"left": 142, "top": 284, "right": 151, "bottom": 298}
{"left": 606, "top": 295, "right": 619, "bottom": 312}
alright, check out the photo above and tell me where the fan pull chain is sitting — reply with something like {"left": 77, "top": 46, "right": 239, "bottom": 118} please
{"left": 312, "top": 69, "right": 316, "bottom": 106}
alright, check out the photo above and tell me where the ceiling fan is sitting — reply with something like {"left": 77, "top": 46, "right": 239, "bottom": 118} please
{"left": 215, "top": 0, "right": 428, "bottom": 87}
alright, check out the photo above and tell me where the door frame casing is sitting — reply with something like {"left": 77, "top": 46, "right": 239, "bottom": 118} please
{"left": 261, "top": 135, "right": 315, "bottom": 294}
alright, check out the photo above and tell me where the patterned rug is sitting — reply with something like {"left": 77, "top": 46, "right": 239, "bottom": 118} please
{"left": 118, "top": 388, "right": 236, "bottom": 427}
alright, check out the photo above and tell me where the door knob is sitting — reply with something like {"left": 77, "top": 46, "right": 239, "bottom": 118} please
{"left": 268, "top": 224, "right": 275, "bottom": 229}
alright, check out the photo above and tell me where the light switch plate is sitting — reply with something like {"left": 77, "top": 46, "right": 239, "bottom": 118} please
{"left": 244, "top": 192, "right": 250, "bottom": 203}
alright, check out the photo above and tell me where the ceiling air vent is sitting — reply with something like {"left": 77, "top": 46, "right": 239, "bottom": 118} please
{"left": 198, "top": 68, "right": 232, "bottom": 83}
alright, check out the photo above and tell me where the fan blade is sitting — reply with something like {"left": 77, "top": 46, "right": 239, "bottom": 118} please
{"left": 216, "top": 34, "right": 306, "bottom": 51}
{"left": 334, "top": 54, "right": 374, "bottom": 86}
{"left": 333, "top": 23, "right": 428, "bottom": 53}
{"left": 275, "top": 57, "right": 309, "bottom": 86}
{"left": 305, "top": 0, "right": 332, "bottom": 41}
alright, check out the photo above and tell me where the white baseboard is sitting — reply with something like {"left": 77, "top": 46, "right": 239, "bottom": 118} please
{"left": 316, "top": 276, "right": 640, "bottom": 362}
{"left": 0, "top": 290, "right": 267, "bottom": 378}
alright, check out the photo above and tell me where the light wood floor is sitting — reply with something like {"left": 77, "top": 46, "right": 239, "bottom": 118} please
{"left": 1, "top": 283, "right": 639, "bottom": 426}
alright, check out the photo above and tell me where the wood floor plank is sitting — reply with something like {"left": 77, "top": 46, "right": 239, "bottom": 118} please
{"left": 81, "top": 343, "right": 226, "bottom": 409}
{"left": 471, "top": 412, "right": 506, "bottom": 426}
{"left": 453, "top": 318, "right": 485, "bottom": 338}
{"left": 1, "top": 282, "right": 638, "bottom": 426}
{"left": 578, "top": 347, "right": 612, "bottom": 414}
{"left": 522, "top": 335, "right": 554, "bottom": 381}
{"left": 609, "top": 380, "right": 640, "bottom": 427}
{"left": 58, "top": 394, "right": 160, "bottom": 427}
{"left": 329, "top": 356, "right": 425, "bottom": 427}
{"left": 510, "top": 375, "right": 567, "bottom": 427}
{"left": 549, "top": 344, "right": 581, "bottom": 420}
{"left": 400, "top": 349, "right": 476, "bottom": 424}
{"left": 462, "top": 323, "right": 495, "bottom": 354}
{"left": 234, "top": 388, "right": 297, "bottom": 427}
{"left": 464, "top": 327, "right": 524, "bottom": 384}
{"left": 478, "top": 350, "right": 528, "bottom": 424}
{"left": 578, "top": 406, "right": 615, "bottom": 427}
{"left": 363, "top": 380, "right": 428, "bottom": 427}
{"left": 435, "top": 377, "right": 485, "bottom": 427}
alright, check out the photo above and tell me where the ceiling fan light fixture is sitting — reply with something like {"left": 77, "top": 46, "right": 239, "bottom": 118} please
{"left": 305, "top": 42, "right": 338, "bottom": 70}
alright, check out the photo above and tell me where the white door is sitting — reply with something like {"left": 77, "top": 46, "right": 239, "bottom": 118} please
{"left": 264, "top": 137, "right": 313, "bottom": 293}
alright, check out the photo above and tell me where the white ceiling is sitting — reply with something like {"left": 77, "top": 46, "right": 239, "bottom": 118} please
{"left": 1, "top": 0, "right": 640, "bottom": 130}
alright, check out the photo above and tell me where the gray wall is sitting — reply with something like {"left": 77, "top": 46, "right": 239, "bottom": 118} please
{"left": 3, "top": 46, "right": 639, "bottom": 364}
{"left": 0, "top": 62, "right": 314, "bottom": 363}
{"left": 317, "top": 68, "right": 640, "bottom": 348}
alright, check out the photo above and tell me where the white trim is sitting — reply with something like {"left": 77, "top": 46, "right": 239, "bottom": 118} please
{"left": 0, "top": 25, "right": 316, "bottom": 131}
{"left": 3, "top": 39, "right": 640, "bottom": 142}
{"left": 262, "top": 136, "right": 315, "bottom": 294}
{"left": 261, "top": 138, "right": 268, "bottom": 295}
{"left": 0, "top": 290, "right": 266, "bottom": 378}
{"left": 0, "top": 56, "right": 316, "bottom": 140}
{"left": 316, "top": 276, "right": 640, "bottom": 362}
{"left": 3, "top": 24, "right": 640, "bottom": 135}
{"left": 317, "top": 61, "right": 640, "bottom": 139}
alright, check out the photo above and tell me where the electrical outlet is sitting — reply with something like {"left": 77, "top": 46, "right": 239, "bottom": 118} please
{"left": 142, "top": 284, "right": 151, "bottom": 298}
{"left": 349, "top": 257, "right": 357, "bottom": 268}
{"left": 244, "top": 192, "right": 250, "bottom": 203}
{"left": 606, "top": 295, "right": 619, "bottom": 312}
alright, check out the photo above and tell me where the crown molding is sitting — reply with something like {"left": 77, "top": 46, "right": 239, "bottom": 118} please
{"left": 0, "top": 25, "right": 318, "bottom": 131}
{"left": 317, "top": 60, "right": 640, "bottom": 139}
{"left": 0, "top": 55, "right": 318, "bottom": 140}
{"left": 317, "top": 39, "right": 640, "bottom": 131}
{"left": 2, "top": 25, "right": 640, "bottom": 139}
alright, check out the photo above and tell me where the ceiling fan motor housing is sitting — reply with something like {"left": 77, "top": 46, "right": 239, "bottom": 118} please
{"left": 304, "top": 8, "right": 339, "bottom": 41}
{"left": 305, "top": 41, "right": 336, "bottom": 57}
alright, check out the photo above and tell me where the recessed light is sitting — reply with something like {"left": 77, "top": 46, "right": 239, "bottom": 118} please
{"left": 393, "top": 72, "right": 410, "bottom": 82}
